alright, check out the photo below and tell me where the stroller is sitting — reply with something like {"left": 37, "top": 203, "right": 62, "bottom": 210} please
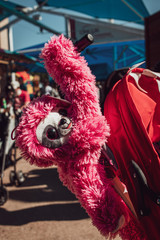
{"left": 104, "top": 65, "right": 160, "bottom": 239}
{"left": 0, "top": 95, "right": 25, "bottom": 206}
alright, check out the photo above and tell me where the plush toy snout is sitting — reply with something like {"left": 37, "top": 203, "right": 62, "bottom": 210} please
{"left": 36, "top": 109, "right": 72, "bottom": 149}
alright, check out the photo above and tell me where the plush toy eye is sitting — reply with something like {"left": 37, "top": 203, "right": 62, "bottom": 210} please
{"left": 58, "top": 108, "right": 68, "bottom": 116}
{"left": 59, "top": 118, "right": 67, "bottom": 126}
{"left": 46, "top": 127, "right": 59, "bottom": 140}
{"left": 59, "top": 118, "right": 67, "bottom": 125}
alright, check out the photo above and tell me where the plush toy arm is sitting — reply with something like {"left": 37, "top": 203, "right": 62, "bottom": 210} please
{"left": 59, "top": 161, "right": 129, "bottom": 238}
{"left": 41, "top": 34, "right": 101, "bottom": 120}
{"left": 59, "top": 160, "right": 144, "bottom": 240}
{"left": 56, "top": 116, "right": 128, "bottom": 238}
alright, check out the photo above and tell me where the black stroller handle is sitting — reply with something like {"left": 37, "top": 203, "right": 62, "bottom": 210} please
{"left": 74, "top": 34, "right": 94, "bottom": 52}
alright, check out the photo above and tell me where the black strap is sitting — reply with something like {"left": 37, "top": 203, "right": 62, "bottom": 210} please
{"left": 130, "top": 160, "right": 160, "bottom": 217}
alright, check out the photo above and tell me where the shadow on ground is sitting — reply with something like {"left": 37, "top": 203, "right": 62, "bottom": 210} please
{"left": 0, "top": 168, "right": 89, "bottom": 225}
{"left": 8, "top": 168, "right": 77, "bottom": 202}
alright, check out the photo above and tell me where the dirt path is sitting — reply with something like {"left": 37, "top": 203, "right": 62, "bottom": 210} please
{"left": 0, "top": 154, "right": 121, "bottom": 240}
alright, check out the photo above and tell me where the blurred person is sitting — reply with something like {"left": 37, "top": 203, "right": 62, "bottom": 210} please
{"left": 16, "top": 72, "right": 34, "bottom": 100}
{"left": 11, "top": 81, "right": 30, "bottom": 120}
{"left": 16, "top": 75, "right": 27, "bottom": 91}
{"left": 33, "top": 75, "right": 42, "bottom": 98}
{"left": 43, "top": 78, "right": 53, "bottom": 95}
{"left": 51, "top": 81, "right": 61, "bottom": 98}
{"left": 0, "top": 84, "right": 15, "bottom": 117}
{"left": 0, "top": 84, "right": 15, "bottom": 169}
{"left": 25, "top": 77, "right": 34, "bottom": 100}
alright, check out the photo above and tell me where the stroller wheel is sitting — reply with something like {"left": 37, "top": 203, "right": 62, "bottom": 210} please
{"left": 16, "top": 171, "right": 25, "bottom": 185}
{"left": 0, "top": 186, "right": 8, "bottom": 206}
{"left": 9, "top": 170, "right": 16, "bottom": 185}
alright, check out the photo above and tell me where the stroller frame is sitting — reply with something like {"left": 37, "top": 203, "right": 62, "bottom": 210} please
{"left": 0, "top": 109, "right": 25, "bottom": 206}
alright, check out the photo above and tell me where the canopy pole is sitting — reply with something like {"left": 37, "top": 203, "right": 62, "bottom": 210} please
{"left": 121, "top": 0, "right": 144, "bottom": 21}
{"left": 0, "top": 0, "right": 61, "bottom": 35}
{"left": 0, "top": 0, "right": 48, "bottom": 32}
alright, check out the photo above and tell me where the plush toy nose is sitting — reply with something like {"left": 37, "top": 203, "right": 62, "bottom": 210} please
{"left": 46, "top": 127, "right": 59, "bottom": 140}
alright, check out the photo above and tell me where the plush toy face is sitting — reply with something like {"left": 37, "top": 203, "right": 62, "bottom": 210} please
{"left": 36, "top": 107, "right": 72, "bottom": 149}
{"left": 15, "top": 95, "right": 73, "bottom": 167}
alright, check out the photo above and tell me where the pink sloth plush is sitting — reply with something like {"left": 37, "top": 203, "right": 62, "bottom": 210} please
{"left": 16, "top": 35, "right": 144, "bottom": 239}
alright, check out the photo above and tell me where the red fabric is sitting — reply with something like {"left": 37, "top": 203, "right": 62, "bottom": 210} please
{"left": 14, "top": 90, "right": 30, "bottom": 110}
{"left": 19, "top": 90, "right": 30, "bottom": 103}
{"left": 16, "top": 71, "right": 30, "bottom": 81}
{"left": 104, "top": 68, "right": 160, "bottom": 240}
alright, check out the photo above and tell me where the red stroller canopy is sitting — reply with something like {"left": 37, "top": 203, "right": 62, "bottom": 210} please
{"left": 104, "top": 67, "right": 160, "bottom": 240}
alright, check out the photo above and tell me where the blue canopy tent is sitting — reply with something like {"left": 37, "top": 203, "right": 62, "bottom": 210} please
{"left": 0, "top": 0, "right": 147, "bottom": 77}
{"left": 36, "top": 0, "right": 149, "bottom": 25}
{"left": 34, "top": 0, "right": 147, "bottom": 79}
{"left": 18, "top": 39, "right": 145, "bottom": 81}
{"left": 83, "top": 39, "right": 145, "bottom": 80}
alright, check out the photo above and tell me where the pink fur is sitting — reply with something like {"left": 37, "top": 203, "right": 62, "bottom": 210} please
{"left": 16, "top": 35, "right": 144, "bottom": 239}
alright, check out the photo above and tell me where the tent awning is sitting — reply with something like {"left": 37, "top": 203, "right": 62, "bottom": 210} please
{"left": 17, "top": 39, "right": 145, "bottom": 80}
{"left": 36, "top": 0, "right": 149, "bottom": 24}
{"left": 0, "top": 1, "right": 24, "bottom": 21}
{"left": 0, "top": 48, "right": 45, "bottom": 73}
{"left": 0, "top": 0, "right": 61, "bottom": 35}
{"left": 82, "top": 39, "right": 145, "bottom": 80}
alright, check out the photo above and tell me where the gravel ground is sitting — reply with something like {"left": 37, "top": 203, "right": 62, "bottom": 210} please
{"left": 0, "top": 150, "right": 121, "bottom": 240}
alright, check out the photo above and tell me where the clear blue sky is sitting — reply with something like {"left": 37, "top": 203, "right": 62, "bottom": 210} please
{"left": 8, "top": 0, "right": 160, "bottom": 50}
